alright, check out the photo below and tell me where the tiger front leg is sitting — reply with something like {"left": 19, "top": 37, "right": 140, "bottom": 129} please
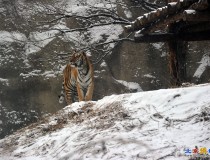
{"left": 76, "top": 83, "right": 85, "bottom": 101}
{"left": 85, "top": 82, "right": 94, "bottom": 101}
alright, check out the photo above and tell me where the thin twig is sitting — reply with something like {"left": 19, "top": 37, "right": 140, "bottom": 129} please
{"left": 93, "top": 33, "right": 133, "bottom": 64}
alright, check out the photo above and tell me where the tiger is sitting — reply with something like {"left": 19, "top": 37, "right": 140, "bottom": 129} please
{"left": 59, "top": 50, "right": 94, "bottom": 105}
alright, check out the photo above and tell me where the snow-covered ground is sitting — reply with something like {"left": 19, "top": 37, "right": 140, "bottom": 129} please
{"left": 1, "top": 84, "right": 210, "bottom": 160}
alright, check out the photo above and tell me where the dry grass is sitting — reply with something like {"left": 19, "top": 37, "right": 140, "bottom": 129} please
{"left": 68, "top": 101, "right": 129, "bottom": 130}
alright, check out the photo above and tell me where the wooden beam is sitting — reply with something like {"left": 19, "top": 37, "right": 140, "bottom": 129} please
{"left": 134, "top": 30, "right": 210, "bottom": 42}
{"left": 142, "top": 13, "right": 183, "bottom": 34}
{"left": 124, "top": 0, "right": 198, "bottom": 32}
{"left": 190, "top": 0, "right": 210, "bottom": 11}
{"left": 182, "top": 22, "right": 210, "bottom": 32}
{"left": 183, "top": 10, "right": 210, "bottom": 21}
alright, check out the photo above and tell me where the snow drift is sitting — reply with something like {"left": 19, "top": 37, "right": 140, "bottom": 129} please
{"left": 0, "top": 84, "right": 210, "bottom": 160}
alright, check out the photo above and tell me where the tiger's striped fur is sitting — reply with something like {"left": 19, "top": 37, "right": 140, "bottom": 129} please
{"left": 59, "top": 51, "right": 94, "bottom": 105}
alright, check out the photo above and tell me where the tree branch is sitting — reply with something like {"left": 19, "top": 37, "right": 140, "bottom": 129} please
{"left": 44, "top": 12, "right": 131, "bottom": 24}
{"left": 51, "top": 21, "right": 130, "bottom": 33}
{"left": 92, "top": 33, "right": 134, "bottom": 64}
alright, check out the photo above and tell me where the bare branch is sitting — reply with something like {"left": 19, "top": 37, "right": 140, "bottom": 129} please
{"left": 42, "top": 12, "right": 131, "bottom": 25}
{"left": 51, "top": 21, "right": 130, "bottom": 33}
{"left": 92, "top": 33, "right": 134, "bottom": 64}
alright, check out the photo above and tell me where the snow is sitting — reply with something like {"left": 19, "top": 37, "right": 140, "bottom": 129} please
{"left": 168, "top": 2, "right": 177, "bottom": 7}
{"left": 6, "top": 0, "right": 124, "bottom": 58}
{"left": 115, "top": 79, "right": 142, "bottom": 92}
{"left": 0, "top": 31, "right": 27, "bottom": 44}
{"left": 65, "top": 0, "right": 118, "bottom": 16}
{"left": 193, "top": 54, "right": 210, "bottom": 78}
{"left": 24, "top": 29, "right": 59, "bottom": 55}
{"left": 151, "top": 42, "right": 164, "bottom": 50}
{"left": 1, "top": 84, "right": 210, "bottom": 159}
{"left": 100, "top": 61, "right": 107, "bottom": 67}
{"left": 20, "top": 70, "right": 58, "bottom": 79}
{"left": 0, "top": 78, "right": 9, "bottom": 86}
{"left": 124, "top": 9, "right": 132, "bottom": 19}
{"left": 185, "top": 9, "right": 196, "bottom": 15}
{"left": 88, "top": 24, "right": 124, "bottom": 47}
{"left": 24, "top": 23, "right": 72, "bottom": 55}
{"left": 143, "top": 74, "right": 156, "bottom": 79}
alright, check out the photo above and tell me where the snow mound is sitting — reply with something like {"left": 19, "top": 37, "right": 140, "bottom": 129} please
{"left": 0, "top": 84, "right": 210, "bottom": 160}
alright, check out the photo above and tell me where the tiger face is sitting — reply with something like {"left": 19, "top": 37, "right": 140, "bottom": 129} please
{"left": 69, "top": 51, "right": 86, "bottom": 68}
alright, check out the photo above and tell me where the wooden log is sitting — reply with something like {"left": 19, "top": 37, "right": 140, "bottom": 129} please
{"left": 134, "top": 30, "right": 210, "bottom": 42}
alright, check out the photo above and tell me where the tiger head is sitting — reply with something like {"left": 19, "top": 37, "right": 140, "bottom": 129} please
{"left": 69, "top": 50, "right": 87, "bottom": 68}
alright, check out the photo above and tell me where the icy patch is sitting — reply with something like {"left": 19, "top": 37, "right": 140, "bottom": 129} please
{"left": 115, "top": 79, "right": 142, "bottom": 92}
{"left": 193, "top": 53, "right": 210, "bottom": 78}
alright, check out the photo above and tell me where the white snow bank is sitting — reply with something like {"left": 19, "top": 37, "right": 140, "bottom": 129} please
{"left": 0, "top": 84, "right": 210, "bottom": 160}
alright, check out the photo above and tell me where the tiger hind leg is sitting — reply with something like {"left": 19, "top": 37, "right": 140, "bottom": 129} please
{"left": 64, "top": 86, "right": 73, "bottom": 105}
